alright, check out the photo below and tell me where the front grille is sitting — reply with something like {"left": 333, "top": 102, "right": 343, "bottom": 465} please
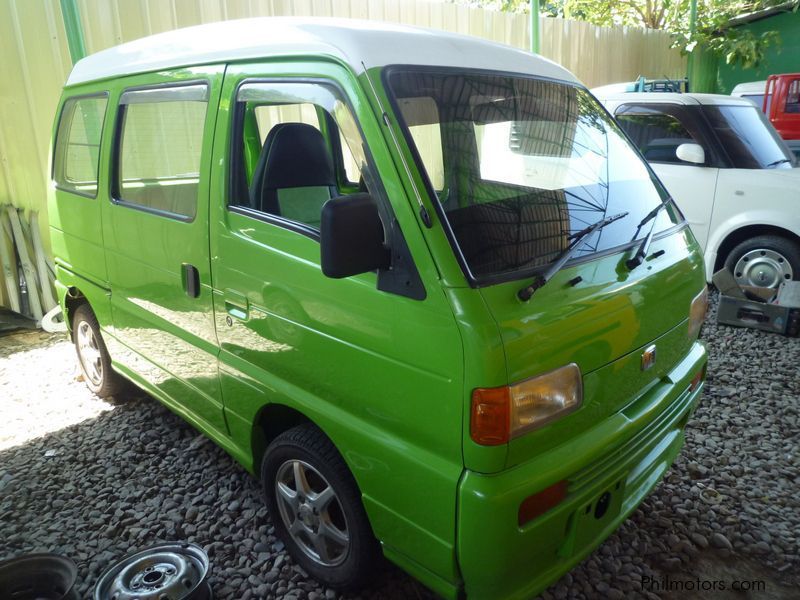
{"left": 568, "top": 383, "right": 693, "bottom": 495}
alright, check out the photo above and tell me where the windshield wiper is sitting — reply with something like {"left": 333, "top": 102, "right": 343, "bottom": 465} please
{"left": 765, "top": 158, "right": 792, "bottom": 168}
{"left": 517, "top": 212, "right": 629, "bottom": 301}
{"left": 625, "top": 199, "right": 672, "bottom": 271}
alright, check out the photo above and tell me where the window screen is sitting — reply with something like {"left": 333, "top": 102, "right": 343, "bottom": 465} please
{"left": 53, "top": 95, "right": 107, "bottom": 197}
{"left": 116, "top": 84, "right": 208, "bottom": 219}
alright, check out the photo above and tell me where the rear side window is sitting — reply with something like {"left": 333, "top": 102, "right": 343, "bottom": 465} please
{"left": 114, "top": 84, "right": 209, "bottom": 219}
{"left": 615, "top": 106, "right": 701, "bottom": 165}
{"left": 786, "top": 79, "right": 800, "bottom": 114}
{"left": 53, "top": 95, "right": 108, "bottom": 197}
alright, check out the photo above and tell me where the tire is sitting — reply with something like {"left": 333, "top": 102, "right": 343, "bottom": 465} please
{"left": 261, "top": 424, "right": 379, "bottom": 589}
{"left": 724, "top": 235, "right": 800, "bottom": 288}
{"left": 71, "top": 303, "right": 125, "bottom": 398}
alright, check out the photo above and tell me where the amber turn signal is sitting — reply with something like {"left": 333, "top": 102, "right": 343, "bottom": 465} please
{"left": 689, "top": 364, "right": 706, "bottom": 392}
{"left": 470, "top": 387, "right": 511, "bottom": 446}
{"left": 688, "top": 286, "right": 709, "bottom": 339}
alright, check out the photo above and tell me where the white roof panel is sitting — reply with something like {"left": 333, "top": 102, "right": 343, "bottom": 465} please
{"left": 66, "top": 17, "right": 580, "bottom": 87}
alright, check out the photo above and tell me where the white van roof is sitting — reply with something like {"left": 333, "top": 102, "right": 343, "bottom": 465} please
{"left": 66, "top": 17, "right": 580, "bottom": 87}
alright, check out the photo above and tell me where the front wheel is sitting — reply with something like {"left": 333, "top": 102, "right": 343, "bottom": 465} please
{"left": 724, "top": 235, "right": 800, "bottom": 288}
{"left": 261, "top": 424, "right": 379, "bottom": 589}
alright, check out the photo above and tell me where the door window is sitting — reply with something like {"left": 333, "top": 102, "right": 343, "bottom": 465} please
{"left": 615, "top": 105, "right": 703, "bottom": 165}
{"left": 786, "top": 79, "right": 800, "bottom": 114}
{"left": 114, "top": 84, "right": 209, "bottom": 219}
{"left": 53, "top": 95, "right": 108, "bottom": 197}
{"left": 252, "top": 103, "right": 360, "bottom": 184}
{"left": 231, "top": 82, "right": 370, "bottom": 232}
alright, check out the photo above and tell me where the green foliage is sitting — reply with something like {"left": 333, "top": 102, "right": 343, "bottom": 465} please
{"left": 669, "top": 1, "right": 790, "bottom": 68}
{"left": 459, "top": 0, "right": 795, "bottom": 68}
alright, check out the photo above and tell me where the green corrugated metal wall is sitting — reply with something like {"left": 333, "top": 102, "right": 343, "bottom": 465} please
{"left": 716, "top": 9, "right": 800, "bottom": 93}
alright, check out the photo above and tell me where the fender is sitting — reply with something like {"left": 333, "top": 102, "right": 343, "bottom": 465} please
{"left": 705, "top": 211, "right": 800, "bottom": 279}
{"left": 54, "top": 263, "right": 113, "bottom": 332}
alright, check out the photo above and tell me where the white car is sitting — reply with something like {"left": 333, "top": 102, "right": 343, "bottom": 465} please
{"left": 594, "top": 90, "right": 800, "bottom": 288}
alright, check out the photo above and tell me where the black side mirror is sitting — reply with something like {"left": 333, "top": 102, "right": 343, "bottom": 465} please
{"left": 320, "top": 193, "right": 390, "bottom": 278}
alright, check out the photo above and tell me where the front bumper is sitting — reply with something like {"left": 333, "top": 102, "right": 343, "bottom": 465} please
{"left": 457, "top": 341, "right": 707, "bottom": 600}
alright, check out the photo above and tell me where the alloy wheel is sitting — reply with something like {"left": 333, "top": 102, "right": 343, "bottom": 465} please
{"left": 274, "top": 459, "right": 350, "bottom": 567}
{"left": 76, "top": 320, "right": 103, "bottom": 386}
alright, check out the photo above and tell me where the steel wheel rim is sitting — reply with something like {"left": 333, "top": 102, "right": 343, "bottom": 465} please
{"left": 275, "top": 459, "right": 350, "bottom": 567}
{"left": 0, "top": 553, "right": 78, "bottom": 599}
{"left": 76, "top": 321, "right": 103, "bottom": 386}
{"left": 93, "top": 543, "right": 210, "bottom": 600}
{"left": 734, "top": 248, "right": 793, "bottom": 288}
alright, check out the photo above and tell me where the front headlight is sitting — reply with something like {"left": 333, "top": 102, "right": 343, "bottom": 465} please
{"left": 688, "top": 286, "right": 709, "bottom": 339}
{"left": 471, "top": 364, "right": 583, "bottom": 446}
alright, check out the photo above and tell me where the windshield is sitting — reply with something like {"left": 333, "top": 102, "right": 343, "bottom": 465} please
{"left": 702, "top": 105, "right": 793, "bottom": 169}
{"left": 385, "top": 69, "right": 680, "bottom": 282}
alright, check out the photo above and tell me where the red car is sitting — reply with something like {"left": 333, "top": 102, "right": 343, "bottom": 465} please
{"left": 732, "top": 74, "right": 800, "bottom": 157}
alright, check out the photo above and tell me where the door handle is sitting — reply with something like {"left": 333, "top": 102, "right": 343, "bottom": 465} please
{"left": 182, "top": 263, "right": 200, "bottom": 298}
{"left": 224, "top": 289, "right": 249, "bottom": 320}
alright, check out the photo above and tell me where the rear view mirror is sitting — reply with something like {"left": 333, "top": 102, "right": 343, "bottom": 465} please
{"left": 676, "top": 142, "right": 705, "bottom": 165}
{"left": 320, "top": 193, "right": 390, "bottom": 278}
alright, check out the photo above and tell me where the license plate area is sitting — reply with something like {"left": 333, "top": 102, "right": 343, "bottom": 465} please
{"left": 559, "top": 475, "right": 626, "bottom": 558}
{"left": 575, "top": 476, "right": 625, "bottom": 546}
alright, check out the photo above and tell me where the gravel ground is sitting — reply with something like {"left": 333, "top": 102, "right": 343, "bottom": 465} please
{"left": 0, "top": 290, "right": 798, "bottom": 599}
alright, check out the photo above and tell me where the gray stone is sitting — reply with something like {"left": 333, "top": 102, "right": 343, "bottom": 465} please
{"left": 265, "top": 569, "right": 280, "bottom": 583}
{"left": 711, "top": 532, "right": 733, "bottom": 550}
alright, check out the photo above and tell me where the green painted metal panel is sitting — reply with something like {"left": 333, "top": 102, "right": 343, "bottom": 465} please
{"left": 716, "top": 10, "right": 800, "bottom": 94}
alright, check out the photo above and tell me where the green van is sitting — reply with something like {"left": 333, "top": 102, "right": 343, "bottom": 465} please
{"left": 49, "top": 17, "right": 708, "bottom": 600}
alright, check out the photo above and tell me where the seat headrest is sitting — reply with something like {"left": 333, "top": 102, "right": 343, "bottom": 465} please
{"left": 260, "top": 122, "right": 336, "bottom": 190}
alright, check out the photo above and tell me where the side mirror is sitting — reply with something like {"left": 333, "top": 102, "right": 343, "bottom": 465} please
{"left": 320, "top": 193, "right": 390, "bottom": 279}
{"left": 676, "top": 142, "right": 705, "bottom": 165}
